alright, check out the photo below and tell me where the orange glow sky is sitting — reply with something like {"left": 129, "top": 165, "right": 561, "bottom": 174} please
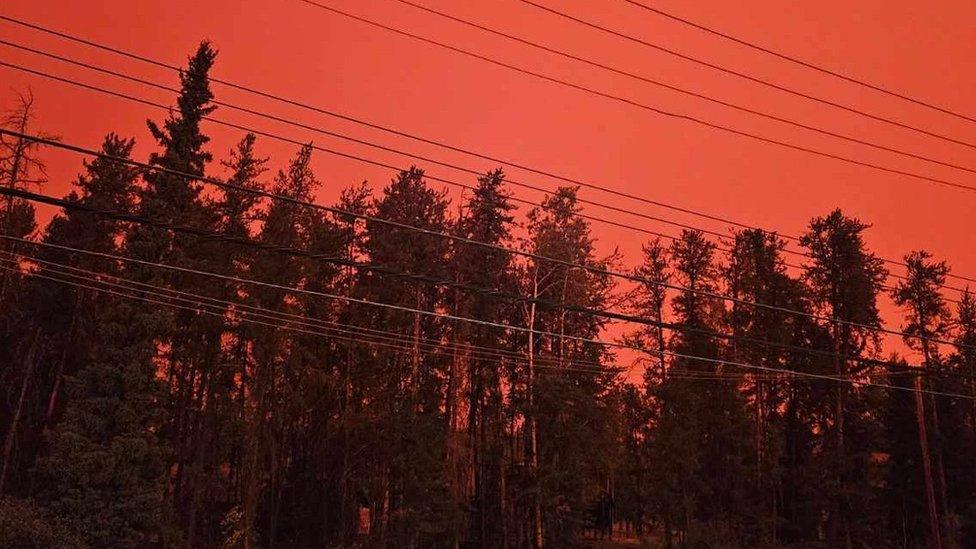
{"left": 2, "top": 0, "right": 975, "bottom": 367}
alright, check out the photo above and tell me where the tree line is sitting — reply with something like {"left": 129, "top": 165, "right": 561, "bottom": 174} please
{"left": 1, "top": 42, "right": 975, "bottom": 548}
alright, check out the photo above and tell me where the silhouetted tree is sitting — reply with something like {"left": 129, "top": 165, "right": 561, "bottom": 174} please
{"left": 801, "top": 209, "right": 888, "bottom": 546}
{"left": 519, "top": 187, "right": 617, "bottom": 547}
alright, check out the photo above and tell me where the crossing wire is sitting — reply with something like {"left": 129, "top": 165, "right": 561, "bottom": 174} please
{"left": 1, "top": 128, "right": 970, "bottom": 353}
{"left": 2, "top": 249, "right": 969, "bottom": 400}
{"left": 2, "top": 176, "right": 973, "bottom": 379}
{"left": 618, "top": 0, "right": 976, "bottom": 125}
{"left": 3, "top": 16, "right": 975, "bottom": 287}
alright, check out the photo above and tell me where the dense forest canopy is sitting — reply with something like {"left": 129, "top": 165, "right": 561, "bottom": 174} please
{"left": 1, "top": 42, "right": 975, "bottom": 548}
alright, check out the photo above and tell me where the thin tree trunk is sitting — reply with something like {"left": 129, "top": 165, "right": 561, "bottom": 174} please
{"left": 243, "top": 354, "right": 268, "bottom": 549}
{"left": 527, "top": 270, "right": 543, "bottom": 549}
{"left": 412, "top": 289, "right": 422, "bottom": 390}
{"left": 914, "top": 373, "right": 943, "bottom": 549}
{"left": 0, "top": 133, "right": 26, "bottom": 303}
{"left": 920, "top": 338, "right": 950, "bottom": 531}
{"left": 44, "top": 295, "right": 81, "bottom": 427}
{"left": 831, "top": 322, "right": 851, "bottom": 549}
{"left": 498, "top": 383, "right": 508, "bottom": 549}
{"left": 0, "top": 327, "right": 40, "bottom": 495}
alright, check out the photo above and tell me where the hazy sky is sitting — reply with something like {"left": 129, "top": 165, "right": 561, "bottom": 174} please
{"left": 3, "top": 0, "right": 975, "bottom": 366}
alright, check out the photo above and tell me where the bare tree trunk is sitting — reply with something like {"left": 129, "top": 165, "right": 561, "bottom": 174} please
{"left": 920, "top": 338, "right": 950, "bottom": 534}
{"left": 0, "top": 327, "right": 40, "bottom": 495}
{"left": 914, "top": 373, "right": 943, "bottom": 549}
{"left": 243, "top": 353, "right": 269, "bottom": 549}
{"left": 0, "top": 132, "right": 26, "bottom": 303}
{"left": 44, "top": 295, "right": 80, "bottom": 428}
{"left": 493, "top": 385, "right": 508, "bottom": 549}
{"left": 527, "top": 271, "right": 543, "bottom": 549}
{"left": 830, "top": 321, "right": 851, "bottom": 549}
{"left": 446, "top": 286, "right": 472, "bottom": 536}
{"left": 0, "top": 93, "right": 44, "bottom": 304}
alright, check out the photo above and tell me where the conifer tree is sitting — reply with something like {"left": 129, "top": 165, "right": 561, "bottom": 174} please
{"left": 520, "top": 187, "right": 617, "bottom": 546}
{"left": 883, "top": 354, "right": 931, "bottom": 547}
{"left": 239, "top": 143, "right": 319, "bottom": 546}
{"left": 449, "top": 168, "right": 516, "bottom": 546}
{"left": 723, "top": 228, "right": 807, "bottom": 543}
{"left": 39, "top": 295, "right": 169, "bottom": 547}
{"left": 619, "top": 238, "right": 670, "bottom": 535}
{"left": 328, "top": 181, "right": 373, "bottom": 544}
{"left": 272, "top": 157, "right": 348, "bottom": 546}
{"left": 0, "top": 92, "right": 55, "bottom": 496}
{"left": 6, "top": 71, "right": 976, "bottom": 547}
{"left": 629, "top": 238, "right": 670, "bottom": 395}
{"left": 0, "top": 134, "right": 140, "bottom": 498}
{"left": 201, "top": 132, "right": 268, "bottom": 545}
{"left": 801, "top": 209, "right": 888, "bottom": 545}
{"left": 948, "top": 290, "right": 976, "bottom": 538}
{"left": 649, "top": 229, "right": 750, "bottom": 545}
{"left": 34, "top": 137, "right": 165, "bottom": 548}
{"left": 355, "top": 167, "right": 458, "bottom": 545}
{"left": 892, "top": 250, "right": 953, "bottom": 546}
{"left": 135, "top": 42, "right": 224, "bottom": 546}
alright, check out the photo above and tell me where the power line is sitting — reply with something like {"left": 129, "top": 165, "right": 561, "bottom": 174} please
{"left": 0, "top": 260, "right": 579, "bottom": 375}
{"left": 3, "top": 40, "right": 818, "bottom": 280}
{"left": 2, "top": 19, "right": 973, "bottom": 287}
{"left": 40, "top": 250, "right": 860, "bottom": 384}
{"left": 8, "top": 226, "right": 965, "bottom": 375}
{"left": 391, "top": 0, "right": 976, "bottom": 176}
{"left": 3, "top": 240, "right": 970, "bottom": 399}
{"left": 2, "top": 241, "right": 643, "bottom": 373}
{"left": 0, "top": 51, "right": 827, "bottom": 297}
{"left": 0, "top": 254, "right": 880, "bottom": 383}
{"left": 0, "top": 13, "right": 765, "bottom": 236}
{"left": 0, "top": 43, "right": 717, "bottom": 242}
{"left": 3, "top": 181, "right": 973, "bottom": 388}
{"left": 0, "top": 59, "right": 690, "bottom": 244}
{"left": 618, "top": 0, "right": 976, "bottom": 125}
{"left": 1, "top": 131, "right": 960, "bottom": 353}
{"left": 2, "top": 129, "right": 970, "bottom": 355}
{"left": 3, "top": 60, "right": 971, "bottom": 302}
{"left": 0, "top": 252, "right": 572, "bottom": 371}
{"left": 292, "top": 0, "right": 976, "bottom": 194}
{"left": 0, "top": 253, "right": 923, "bottom": 383}
{"left": 519, "top": 0, "right": 976, "bottom": 150}
{"left": 0, "top": 14, "right": 811, "bottom": 250}
{"left": 10, "top": 39, "right": 853, "bottom": 291}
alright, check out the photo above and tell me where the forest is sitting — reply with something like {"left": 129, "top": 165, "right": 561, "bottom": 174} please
{"left": 1, "top": 42, "right": 975, "bottom": 548}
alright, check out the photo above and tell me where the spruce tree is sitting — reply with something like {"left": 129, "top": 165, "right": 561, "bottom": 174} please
{"left": 649, "top": 229, "right": 750, "bottom": 545}
{"left": 892, "top": 250, "right": 953, "bottom": 545}
{"left": 620, "top": 238, "right": 670, "bottom": 535}
{"left": 449, "top": 169, "right": 516, "bottom": 546}
{"left": 132, "top": 42, "right": 228, "bottom": 546}
{"left": 948, "top": 290, "right": 976, "bottom": 538}
{"left": 239, "top": 144, "right": 319, "bottom": 547}
{"left": 0, "top": 134, "right": 140, "bottom": 498}
{"left": 202, "top": 132, "right": 268, "bottom": 545}
{"left": 521, "top": 187, "right": 617, "bottom": 546}
{"left": 34, "top": 138, "right": 166, "bottom": 545}
{"left": 723, "top": 228, "right": 807, "bottom": 543}
{"left": 39, "top": 299, "right": 169, "bottom": 547}
{"left": 800, "top": 209, "right": 888, "bottom": 545}
{"left": 355, "top": 167, "right": 458, "bottom": 546}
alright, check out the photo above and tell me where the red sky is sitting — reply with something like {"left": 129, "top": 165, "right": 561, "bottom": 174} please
{"left": 2, "top": 0, "right": 975, "bottom": 366}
